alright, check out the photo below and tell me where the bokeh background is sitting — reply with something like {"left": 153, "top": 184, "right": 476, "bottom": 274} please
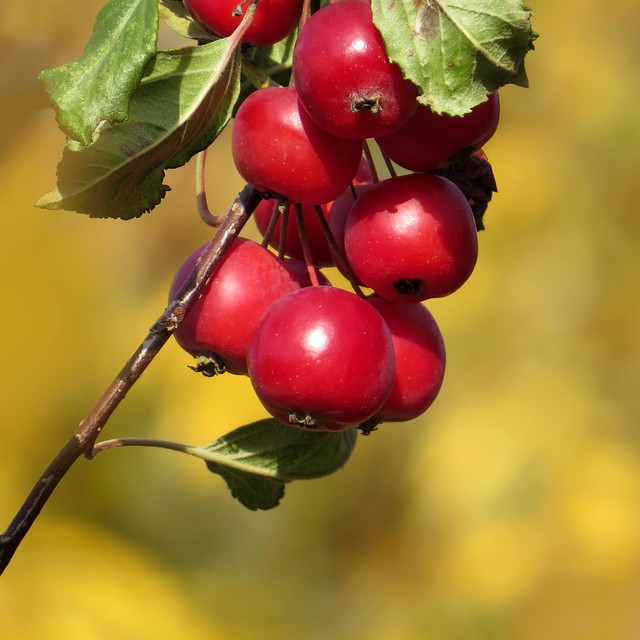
{"left": 1, "top": 2, "right": 639, "bottom": 638}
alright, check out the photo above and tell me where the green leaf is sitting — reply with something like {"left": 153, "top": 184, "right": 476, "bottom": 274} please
{"left": 199, "top": 419, "right": 358, "bottom": 510}
{"left": 205, "top": 464, "right": 286, "bottom": 511}
{"left": 238, "top": 30, "right": 297, "bottom": 104}
{"left": 371, "top": 0, "right": 537, "bottom": 116}
{"left": 40, "top": 0, "right": 159, "bottom": 146}
{"left": 158, "top": 0, "right": 214, "bottom": 41}
{"left": 37, "top": 38, "right": 242, "bottom": 219}
{"left": 246, "top": 29, "right": 297, "bottom": 78}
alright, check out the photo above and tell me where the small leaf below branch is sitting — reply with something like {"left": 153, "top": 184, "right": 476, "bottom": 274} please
{"left": 200, "top": 419, "right": 358, "bottom": 510}
{"left": 205, "top": 463, "right": 287, "bottom": 511}
{"left": 89, "top": 420, "right": 357, "bottom": 511}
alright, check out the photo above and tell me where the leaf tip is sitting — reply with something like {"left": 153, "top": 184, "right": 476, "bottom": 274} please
{"left": 35, "top": 189, "right": 62, "bottom": 211}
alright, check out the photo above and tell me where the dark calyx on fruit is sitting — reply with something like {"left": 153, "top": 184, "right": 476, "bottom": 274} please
{"left": 393, "top": 278, "right": 423, "bottom": 297}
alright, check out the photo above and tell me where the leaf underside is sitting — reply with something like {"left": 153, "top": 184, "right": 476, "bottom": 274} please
{"left": 200, "top": 419, "right": 358, "bottom": 510}
{"left": 372, "top": 0, "right": 537, "bottom": 115}
{"left": 158, "top": 0, "right": 213, "bottom": 41}
{"left": 37, "top": 39, "right": 242, "bottom": 219}
{"left": 206, "top": 463, "right": 287, "bottom": 511}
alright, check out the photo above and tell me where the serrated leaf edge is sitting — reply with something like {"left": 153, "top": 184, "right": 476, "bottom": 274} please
{"left": 40, "top": 0, "right": 159, "bottom": 145}
{"left": 36, "top": 38, "right": 241, "bottom": 217}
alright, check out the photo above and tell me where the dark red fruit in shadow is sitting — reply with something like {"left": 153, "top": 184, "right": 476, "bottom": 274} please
{"left": 184, "top": 0, "right": 300, "bottom": 46}
{"left": 366, "top": 297, "right": 446, "bottom": 423}
{"left": 253, "top": 200, "right": 335, "bottom": 267}
{"left": 283, "top": 259, "right": 332, "bottom": 287}
{"left": 253, "top": 158, "right": 373, "bottom": 267}
{"left": 376, "top": 92, "right": 500, "bottom": 172}
{"left": 232, "top": 86, "right": 363, "bottom": 204}
{"left": 169, "top": 238, "right": 300, "bottom": 374}
{"left": 326, "top": 182, "right": 376, "bottom": 285}
{"left": 325, "top": 157, "right": 375, "bottom": 245}
{"left": 327, "top": 183, "right": 376, "bottom": 261}
{"left": 253, "top": 158, "right": 372, "bottom": 267}
{"left": 247, "top": 286, "right": 396, "bottom": 431}
{"left": 344, "top": 173, "right": 478, "bottom": 301}
{"left": 293, "top": 0, "right": 418, "bottom": 139}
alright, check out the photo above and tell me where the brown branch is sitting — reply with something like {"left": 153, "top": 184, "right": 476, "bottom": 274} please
{"left": 0, "top": 184, "right": 262, "bottom": 575}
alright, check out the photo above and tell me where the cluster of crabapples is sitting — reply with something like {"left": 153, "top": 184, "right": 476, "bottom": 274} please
{"left": 172, "top": 0, "right": 501, "bottom": 433}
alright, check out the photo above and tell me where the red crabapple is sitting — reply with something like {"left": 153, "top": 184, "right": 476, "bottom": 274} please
{"left": 183, "top": 0, "right": 300, "bottom": 47}
{"left": 283, "top": 259, "right": 332, "bottom": 287}
{"left": 376, "top": 92, "right": 501, "bottom": 172}
{"left": 232, "top": 86, "right": 363, "bottom": 204}
{"left": 293, "top": 0, "right": 418, "bottom": 139}
{"left": 253, "top": 200, "right": 335, "bottom": 267}
{"left": 248, "top": 286, "right": 396, "bottom": 431}
{"left": 253, "top": 158, "right": 373, "bottom": 267}
{"left": 366, "top": 297, "right": 446, "bottom": 424}
{"left": 344, "top": 173, "right": 478, "bottom": 301}
{"left": 327, "top": 182, "right": 376, "bottom": 261}
{"left": 169, "top": 238, "right": 300, "bottom": 375}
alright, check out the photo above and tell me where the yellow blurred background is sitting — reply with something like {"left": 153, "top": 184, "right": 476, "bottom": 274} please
{"left": 1, "top": 2, "right": 639, "bottom": 638}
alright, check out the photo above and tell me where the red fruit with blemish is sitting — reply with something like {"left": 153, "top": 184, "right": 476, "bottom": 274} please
{"left": 376, "top": 92, "right": 500, "bottom": 172}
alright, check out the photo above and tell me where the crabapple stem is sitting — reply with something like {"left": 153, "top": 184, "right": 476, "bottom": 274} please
{"left": 0, "top": 184, "right": 262, "bottom": 576}
{"left": 380, "top": 150, "right": 398, "bottom": 178}
{"left": 88, "top": 437, "right": 197, "bottom": 459}
{"left": 311, "top": 204, "right": 365, "bottom": 297}
{"left": 362, "top": 141, "right": 379, "bottom": 183}
{"left": 277, "top": 199, "right": 289, "bottom": 260}
{"left": 294, "top": 203, "right": 320, "bottom": 286}
{"left": 240, "top": 59, "right": 282, "bottom": 91}
{"left": 232, "top": 0, "right": 253, "bottom": 18}
{"left": 299, "top": 0, "right": 312, "bottom": 31}
{"left": 196, "top": 149, "right": 221, "bottom": 227}
{"left": 260, "top": 200, "right": 280, "bottom": 248}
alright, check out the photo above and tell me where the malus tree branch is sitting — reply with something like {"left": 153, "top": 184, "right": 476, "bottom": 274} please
{"left": 0, "top": 184, "right": 262, "bottom": 575}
